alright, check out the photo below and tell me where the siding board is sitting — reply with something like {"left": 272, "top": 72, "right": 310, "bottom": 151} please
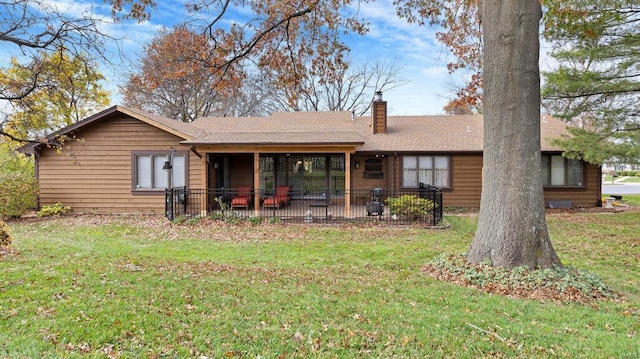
{"left": 37, "top": 116, "right": 201, "bottom": 214}
{"left": 362, "top": 153, "right": 600, "bottom": 208}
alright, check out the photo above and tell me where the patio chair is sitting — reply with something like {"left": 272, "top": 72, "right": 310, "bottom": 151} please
{"left": 263, "top": 185, "right": 291, "bottom": 209}
{"left": 231, "top": 186, "right": 252, "bottom": 209}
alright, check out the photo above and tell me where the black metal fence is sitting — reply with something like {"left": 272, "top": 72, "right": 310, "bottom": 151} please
{"left": 165, "top": 186, "right": 443, "bottom": 226}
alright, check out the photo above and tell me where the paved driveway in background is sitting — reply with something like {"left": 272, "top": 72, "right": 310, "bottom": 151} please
{"left": 602, "top": 183, "right": 640, "bottom": 195}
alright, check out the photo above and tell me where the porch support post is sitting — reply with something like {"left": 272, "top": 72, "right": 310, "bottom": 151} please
{"left": 345, "top": 151, "right": 351, "bottom": 217}
{"left": 253, "top": 151, "right": 260, "bottom": 214}
{"left": 200, "top": 153, "right": 207, "bottom": 216}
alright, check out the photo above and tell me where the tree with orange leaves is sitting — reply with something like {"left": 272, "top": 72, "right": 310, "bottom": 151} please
{"left": 399, "top": 0, "right": 639, "bottom": 168}
{"left": 122, "top": 26, "right": 248, "bottom": 122}
{"left": 396, "top": 0, "right": 563, "bottom": 269}
{"left": 189, "top": 0, "right": 372, "bottom": 114}
{"left": 396, "top": 0, "right": 482, "bottom": 110}
{"left": 123, "top": 1, "right": 406, "bottom": 117}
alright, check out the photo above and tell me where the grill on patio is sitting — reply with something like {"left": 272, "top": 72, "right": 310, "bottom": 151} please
{"left": 165, "top": 186, "right": 443, "bottom": 227}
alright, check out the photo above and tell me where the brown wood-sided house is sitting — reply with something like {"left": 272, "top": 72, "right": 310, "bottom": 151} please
{"left": 21, "top": 95, "right": 602, "bottom": 217}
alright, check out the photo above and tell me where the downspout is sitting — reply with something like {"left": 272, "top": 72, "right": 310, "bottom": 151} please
{"left": 345, "top": 151, "right": 351, "bottom": 217}
{"left": 597, "top": 164, "right": 603, "bottom": 207}
{"left": 393, "top": 152, "right": 398, "bottom": 195}
{"left": 168, "top": 147, "right": 175, "bottom": 189}
{"left": 253, "top": 152, "right": 260, "bottom": 213}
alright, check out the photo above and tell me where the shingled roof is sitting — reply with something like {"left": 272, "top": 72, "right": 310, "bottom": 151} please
{"left": 20, "top": 105, "right": 568, "bottom": 154}
{"left": 187, "top": 111, "right": 364, "bottom": 145}
{"left": 187, "top": 111, "right": 567, "bottom": 152}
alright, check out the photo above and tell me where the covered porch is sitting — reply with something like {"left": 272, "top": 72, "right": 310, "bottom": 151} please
{"left": 183, "top": 136, "right": 365, "bottom": 215}
{"left": 165, "top": 187, "right": 443, "bottom": 226}
{"left": 205, "top": 152, "right": 350, "bottom": 210}
{"left": 171, "top": 134, "right": 442, "bottom": 226}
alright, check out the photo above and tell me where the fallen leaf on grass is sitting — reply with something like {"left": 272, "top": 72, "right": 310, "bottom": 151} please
{"left": 292, "top": 331, "right": 305, "bottom": 342}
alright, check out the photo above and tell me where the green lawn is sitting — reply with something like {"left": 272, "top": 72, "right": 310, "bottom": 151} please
{"left": 1, "top": 209, "right": 639, "bottom": 358}
{"left": 603, "top": 174, "right": 616, "bottom": 183}
{"left": 603, "top": 174, "right": 640, "bottom": 183}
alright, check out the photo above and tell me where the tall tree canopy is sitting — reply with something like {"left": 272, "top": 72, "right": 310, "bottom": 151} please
{"left": 542, "top": 0, "right": 640, "bottom": 165}
{"left": 397, "top": 0, "right": 640, "bottom": 164}
{"left": 394, "top": 0, "right": 560, "bottom": 268}
{"left": 466, "top": 0, "right": 561, "bottom": 269}
{"left": 122, "top": 26, "right": 247, "bottom": 122}
{"left": 125, "top": 0, "right": 368, "bottom": 111}
{"left": 0, "top": 0, "right": 156, "bottom": 143}
{"left": 124, "top": 2, "right": 406, "bottom": 117}
{"left": 1, "top": 50, "right": 110, "bottom": 142}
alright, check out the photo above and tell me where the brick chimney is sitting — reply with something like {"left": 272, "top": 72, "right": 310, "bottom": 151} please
{"left": 372, "top": 91, "right": 387, "bottom": 134}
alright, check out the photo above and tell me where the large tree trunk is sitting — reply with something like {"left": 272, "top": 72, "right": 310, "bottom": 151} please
{"left": 466, "top": 0, "right": 562, "bottom": 269}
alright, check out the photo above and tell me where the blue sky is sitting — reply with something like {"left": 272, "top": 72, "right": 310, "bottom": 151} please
{"left": 111, "top": 0, "right": 456, "bottom": 115}
{"left": 2, "top": 1, "right": 556, "bottom": 116}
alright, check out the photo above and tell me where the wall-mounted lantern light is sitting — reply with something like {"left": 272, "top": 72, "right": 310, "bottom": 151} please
{"left": 354, "top": 160, "right": 360, "bottom": 169}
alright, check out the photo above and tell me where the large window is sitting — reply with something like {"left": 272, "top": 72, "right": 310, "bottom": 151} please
{"left": 132, "top": 152, "right": 186, "bottom": 191}
{"left": 259, "top": 154, "right": 345, "bottom": 197}
{"left": 403, "top": 155, "right": 450, "bottom": 188}
{"left": 541, "top": 155, "right": 583, "bottom": 187}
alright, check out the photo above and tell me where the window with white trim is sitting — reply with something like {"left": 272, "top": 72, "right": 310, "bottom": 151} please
{"left": 541, "top": 155, "right": 583, "bottom": 187}
{"left": 132, "top": 152, "right": 186, "bottom": 191}
{"left": 402, "top": 155, "right": 450, "bottom": 188}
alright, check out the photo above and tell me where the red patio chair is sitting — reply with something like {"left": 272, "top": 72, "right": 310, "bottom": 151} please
{"left": 231, "top": 186, "right": 252, "bottom": 209}
{"left": 263, "top": 185, "right": 291, "bottom": 209}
